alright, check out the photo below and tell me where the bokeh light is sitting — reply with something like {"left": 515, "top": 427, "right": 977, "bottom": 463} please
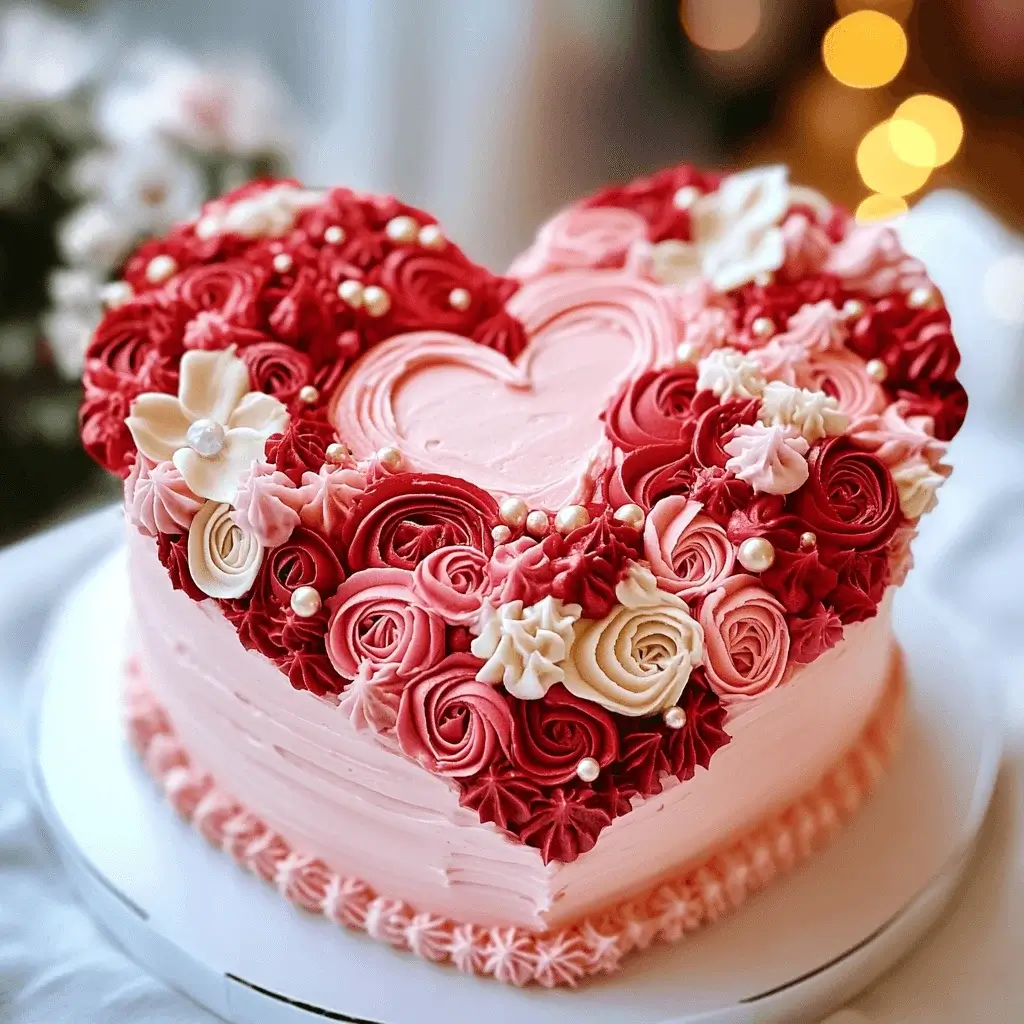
{"left": 823, "top": 11, "right": 907, "bottom": 89}
{"left": 856, "top": 194, "right": 909, "bottom": 222}
{"left": 834, "top": 0, "right": 915, "bottom": 23}
{"left": 679, "top": 0, "right": 761, "bottom": 53}
{"left": 856, "top": 121, "right": 932, "bottom": 195}
{"left": 982, "top": 254, "right": 1024, "bottom": 324}
{"left": 893, "top": 95, "right": 964, "bottom": 166}
{"left": 888, "top": 118, "right": 938, "bottom": 168}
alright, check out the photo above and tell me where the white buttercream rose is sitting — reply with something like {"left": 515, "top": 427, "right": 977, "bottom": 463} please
{"left": 562, "top": 565, "right": 704, "bottom": 717}
{"left": 187, "top": 499, "right": 263, "bottom": 599}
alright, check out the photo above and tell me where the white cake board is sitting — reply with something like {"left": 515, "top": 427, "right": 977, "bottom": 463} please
{"left": 27, "top": 551, "right": 1002, "bottom": 1024}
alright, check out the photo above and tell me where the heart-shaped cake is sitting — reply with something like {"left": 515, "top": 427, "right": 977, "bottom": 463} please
{"left": 81, "top": 166, "right": 965, "bottom": 987}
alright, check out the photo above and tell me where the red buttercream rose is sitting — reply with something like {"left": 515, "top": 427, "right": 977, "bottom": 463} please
{"left": 828, "top": 547, "right": 890, "bottom": 625}
{"left": 241, "top": 342, "right": 314, "bottom": 404}
{"left": 507, "top": 684, "right": 619, "bottom": 785}
{"left": 263, "top": 526, "right": 344, "bottom": 607}
{"left": 485, "top": 536, "right": 560, "bottom": 607}
{"left": 604, "top": 441, "right": 695, "bottom": 511}
{"left": 732, "top": 276, "right": 845, "bottom": 339}
{"left": 265, "top": 416, "right": 337, "bottom": 485}
{"left": 326, "top": 567, "right": 446, "bottom": 681}
{"left": 167, "top": 260, "right": 266, "bottom": 324}
{"left": 411, "top": 545, "right": 490, "bottom": 626}
{"left": 396, "top": 653, "right": 514, "bottom": 777}
{"left": 604, "top": 366, "right": 700, "bottom": 451}
{"left": 691, "top": 395, "right": 760, "bottom": 468}
{"left": 699, "top": 575, "right": 791, "bottom": 701}
{"left": 897, "top": 381, "right": 968, "bottom": 443}
{"left": 85, "top": 294, "right": 184, "bottom": 372}
{"left": 793, "top": 437, "right": 901, "bottom": 550}
{"left": 343, "top": 472, "right": 498, "bottom": 572}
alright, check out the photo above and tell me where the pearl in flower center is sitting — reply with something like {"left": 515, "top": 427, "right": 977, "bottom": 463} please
{"left": 185, "top": 418, "right": 227, "bottom": 458}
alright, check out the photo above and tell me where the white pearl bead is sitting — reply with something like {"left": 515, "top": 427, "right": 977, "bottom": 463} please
{"left": 799, "top": 531, "right": 817, "bottom": 551}
{"left": 362, "top": 285, "right": 391, "bottom": 318}
{"left": 385, "top": 215, "right": 419, "bottom": 244}
{"left": 290, "top": 586, "right": 322, "bottom": 618}
{"left": 195, "top": 216, "right": 217, "bottom": 239}
{"left": 842, "top": 299, "right": 865, "bottom": 320}
{"left": 737, "top": 537, "right": 776, "bottom": 573}
{"left": 418, "top": 224, "right": 445, "bottom": 249}
{"left": 185, "top": 418, "right": 226, "bottom": 458}
{"left": 499, "top": 497, "right": 528, "bottom": 529}
{"left": 338, "top": 279, "right": 364, "bottom": 307}
{"left": 753, "top": 271, "right": 773, "bottom": 287}
{"left": 613, "top": 503, "right": 645, "bottom": 531}
{"left": 272, "top": 253, "right": 293, "bottom": 273}
{"left": 554, "top": 505, "right": 590, "bottom": 535}
{"left": 751, "top": 316, "right": 775, "bottom": 339}
{"left": 448, "top": 287, "right": 472, "bottom": 312}
{"left": 676, "top": 341, "right": 699, "bottom": 364}
{"left": 323, "top": 225, "right": 345, "bottom": 244}
{"left": 298, "top": 385, "right": 319, "bottom": 404}
{"left": 491, "top": 524, "right": 512, "bottom": 544}
{"left": 100, "top": 281, "right": 133, "bottom": 309}
{"left": 145, "top": 254, "right": 177, "bottom": 284}
{"left": 526, "top": 510, "right": 550, "bottom": 538}
{"left": 663, "top": 706, "right": 687, "bottom": 730}
{"left": 576, "top": 757, "right": 601, "bottom": 783}
{"left": 673, "top": 185, "right": 699, "bottom": 210}
{"left": 865, "top": 359, "right": 888, "bottom": 382}
{"left": 325, "top": 442, "right": 350, "bottom": 465}
{"left": 376, "top": 446, "right": 403, "bottom": 471}
{"left": 907, "top": 285, "right": 935, "bottom": 309}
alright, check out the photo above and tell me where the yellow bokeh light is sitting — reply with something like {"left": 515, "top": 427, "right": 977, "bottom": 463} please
{"left": 855, "top": 194, "right": 909, "bottom": 222}
{"left": 888, "top": 118, "right": 938, "bottom": 168}
{"left": 835, "top": 1, "right": 915, "bottom": 23}
{"left": 679, "top": 0, "right": 761, "bottom": 52}
{"left": 823, "top": 11, "right": 907, "bottom": 88}
{"left": 856, "top": 121, "right": 932, "bottom": 195}
{"left": 893, "top": 95, "right": 964, "bottom": 166}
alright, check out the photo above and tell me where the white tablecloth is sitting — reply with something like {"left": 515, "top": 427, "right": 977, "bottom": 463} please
{"left": 2, "top": 192, "right": 1024, "bottom": 1023}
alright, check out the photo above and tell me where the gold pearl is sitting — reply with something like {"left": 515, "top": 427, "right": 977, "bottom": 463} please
{"left": 526, "top": 510, "right": 550, "bottom": 538}
{"left": 751, "top": 317, "right": 775, "bottom": 340}
{"left": 866, "top": 359, "right": 888, "bottom": 382}
{"left": 418, "top": 224, "right": 445, "bottom": 249}
{"left": 100, "top": 281, "right": 133, "bottom": 309}
{"left": 676, "top": 341, "right": 699, "bottom": 364}
{"left": 323, "top": 225, "right": 345, "bottom": 244}
{"left": 842, "top": 299, "right": 865, "bottom": 320}
{"left": 491, "top": 524, "right": 512, "bottom": 544}
{"left": 907, "top": 285, "right": 935, "bottom": 310}
{"left": 376, "top": 446, "right": 403, "bottom": 471}
{"left": 325, "top": 442, "right": 350, "bottom": 465}
{"left": 673, "top": 185, "right": 699, "bottom": 210}
{"left": 554, "top": 505, "right": 590, "bottom": 535}
{"left": 799, "top": 531, "right": 817, "bottom": 551}
{"left": 448, "top": 287, "right": 471, "bottom": 312}
{"left": 290, "top": 586, "right": 322, "bottom": 618}
{"left": 385, "top": 215, "right": 419, "bottom": 244}
{"left": 613, "top": 503, "right": 645, "bottom": 531}
{"left": 338, "top": 279, "right": 364, "bottom": 308}
{"left": 298, "top": 385, "right": 319, "bottom": 404}
{"left": 272, "top": 253, "right": 293, "bottom": 273}
{"left": 576, "top": 757, "right": 601, "bottom": 783}
{"left": 145, "top": 254, "right": 177, "bottom": 284}
{"left": 499, "top": 497, "right": 528, "bottom": 529}
{"left": 737, "top": 537, "right": 775, "bottom": 573}
{"left": 362, "top": 285, "right": 391, "bottom": 318}
{"left": 663, "top": 706, "right": 687, "bottom": 730}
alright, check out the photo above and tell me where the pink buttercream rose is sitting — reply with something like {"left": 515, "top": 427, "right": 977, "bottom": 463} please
{"left": 396, "top": 653, "right": 514, "bottom": 777}
{"left": 775, "top": 300, "right": 847, "bottom": 355}
{"left": 298, "top": 463, "right": 367, "bottom": 537}
{"left": 723, "top": 423, "right": 810, "bottom": 495}
{"left": 486, "top": 536, "right": 559, "bottom": 607}
{"left": 643, "top": 496, "right": 735, "bottom": 598}
{"left": 412, "top": 545, "right": 490, "bottom": 625}
{"left": 125, "top": 454, "right": 203, "bottom": 536}
{"left": 798, "top": 350, "right": 887, "bottom": 420}
{"left": 232, "top": 461, "right": 313, "bottom": 548}
{"left": 824, "top": 223, "right": 930, "bottom": 298}
{"left": 699, "top": 574, "right": 790, "bottom": 700}
{"left": 326, "top": 568, "right": 446, "bottom": 682}
{"left": 849, "top": 399, "right": 947, "bottom": 470}
{"left": 781, "top": 212, "right": 831, "bottom": 279}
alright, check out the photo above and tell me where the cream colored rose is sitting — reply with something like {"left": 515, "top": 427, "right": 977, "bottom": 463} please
{"left": 187, "top": 499, "right": 263, "bottom": 599}
{"left": 563, "top": 565, "right": 704, "bottom": 717}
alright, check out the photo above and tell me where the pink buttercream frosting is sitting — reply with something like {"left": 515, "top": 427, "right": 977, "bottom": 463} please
{"left": 298, "top": 463, "right": 368, "bottom": 537}
{"left": 775, "top": 299, "right": 847, "bottom": 355}
{"left": 643, "top": 496, "right": 735, "bottom": 598}
{"left": 849, "top": 399, "right": 948, "bottom": 470}
{"left": 781, "top": 212, "right": 831, "bottom": 279}
{"left": 723, "top": 422, "right": 810, "bottom": 495}
{"left": 824, "top": 223, "right": 930, "bottom": 297}
{"left": 412, "top": 545, "right": 490, "bottom": 626}
{"left": 232, "top": 460, "right": 311, "bottom": 548}
{"left": 124, "top": 455, "right": 203, "bottom": 537}
{"left": 799, "top": 349, "right": 887, "bottom": 419}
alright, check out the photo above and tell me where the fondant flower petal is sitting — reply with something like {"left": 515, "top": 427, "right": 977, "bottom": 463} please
{"left": 178, "top": 348, "right": 251, "bottom": 423}
{"left": 173, "top": 427, "right": 266, "bottom": 503}
{"left": 228, "top": 391, "right": 289, "bottom": 435}
{"left": 126, "top": 393, "right": 191, "bottom": 463}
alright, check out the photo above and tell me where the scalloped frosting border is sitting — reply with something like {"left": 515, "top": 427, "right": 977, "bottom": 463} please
{"left": 123, "top": 656, "right": 905, "bottom": 988}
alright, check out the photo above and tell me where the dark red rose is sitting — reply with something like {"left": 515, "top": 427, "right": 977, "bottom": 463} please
{"left": 182, "top": 313, "right": 269, "bottom": 351}
{"left": 156, "top": 532, "right": 206, "bottom": 602}
{"left": 518, "top": 786, "right": 613, "bottom": 864}
{"left": 604, "top": 441, "right": 695, "bottom": 510}
{"left": 122, "top": 236, "right": 203, "bottom": 292}
{"left": 265, "top": 416, "right": 337, "bottom": 485}
{"left": 604, "top": 366, "right": 700, "bottom": 452}
{"left": 692, "top": 396, "right": 760, "bottom": 468}
{"left": 472, "top": 308, "right": 527, "bottom": 360}
{"left": 827, "top": 547, "right": 890, "bottom": 625}
{"left": 79, "top": 367, "right": 150, "bottom": 476}
{"left": 343, "top": 472, "right": 498, "bottom": 572}
{"left": 167, "top": 260, "right": 267, "bottom": 325}
{"left": 689, "top": 466, "right": 753, "bottom": 525}
{"left": 550, "top": 510, "right": 643, "bottom": 618}
{"left": 793, "top": 438, "right": 902, "bottom": 550}
{"left": 759, "top": 546, "right": 840, "bottom": 616}
{"left": 897, "top": 381, "right": 968, "bottom": 443}
{"left": 85, "top": 294, "right": 185, "bottom": 372}
{"left": 263, "top": 527, "right": 344, "bottom": 607}
{"left": 788, "top": 604, "right": 844, "bottom": 665}
{"left": 457, "top": 761, "right": 537, "bottom": 832}
{"left": 731, "top": 276, "right": 845, "bottom": 339}
{"left": 267, "top": 267, "right": 338, "bottom": 351}
{"left": 297, "top": 186, "right": 374, "bottom": 240}
{"left": 241, "top": 342, "right": 314, "bottom": 404}
{"left": 507, "top": 684, "right": 619, "bottom": 785}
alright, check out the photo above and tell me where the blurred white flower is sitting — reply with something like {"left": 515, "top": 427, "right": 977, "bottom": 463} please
{"left": 48, "top": 267, "right": 104, "bottom": 311}
{"left": 43, "top": 307, "right": 100, "bottom": 379}
{"left": 57, "top": 202, "right": 135, "bottom": 271}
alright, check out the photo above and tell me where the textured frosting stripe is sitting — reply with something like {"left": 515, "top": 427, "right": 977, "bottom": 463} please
{"left": 125, "top": 656, "right": 904, "bottom": 988}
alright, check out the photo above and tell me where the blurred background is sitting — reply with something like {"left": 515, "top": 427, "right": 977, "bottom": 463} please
{"left": 0, "top": 0, "right": 1021, "bottom": 544}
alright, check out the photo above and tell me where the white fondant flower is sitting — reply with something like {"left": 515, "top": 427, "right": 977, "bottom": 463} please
{"left": 757, "top": 380, "right": 848, "bottom": 443}
{"left": 195, "top": 183, "right": 323, "bottom": 240}
{"left": 563, "top": 565, "right": 704, "bottom": 717}
{"left": 724, "top": 422, "right": 810, "bottom": 495}
{"left": 696, "top": 347, "right": 766, "bottom": 401}
{"left": 187, "top": 499, "right": 263, "bottom": 599}
{"left": 126, "top": 348, "right": 288, "bottom": 504}
{"left": 891, "top": 459, "right": 946, "bottom": 519}
{"left": 471, "top": 596, "right": 581, "bottom": 700}
{"left": 777, "top": 300, "right": 847, "bottom": 355}
{"left": 652, "top": 167, "right": 791, "bottom": 293}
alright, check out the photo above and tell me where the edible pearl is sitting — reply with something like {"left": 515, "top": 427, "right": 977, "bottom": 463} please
{"left": 185, "top": 418, "right": 226, "bottom": 458}
{"left": 842, "top": 299, "right": 865, "bottom": 320}
{"left": 576, "top": 757, "right": 601, "bottom": 783}
{"left": 272, "top": 253, "right": 293, "bottom": 273}
{"left": 448, "top": 287, "right": 472, "bottom": 312}
{"left": 418, "top": 224, "right": 445, "bottom": 249}
{"left": 663, "top": 706, "right": 687, "bottom": 730}
{"left": 385, "top": 215, "right": 419, "bottom": 244}
{"left": 290, "top": 586, "right": 322, "bottom": 618}
{"left": 499, "top": 497, "right": 528, "bottom": 529}
{"left": 673, "top": 185, "right": 699, "bottom": 210}
{"left": 613, "top": 503, "right": 645, "bottom": 531}
{"left": 362, "top": 285, "right": 391, "bottom": 318}
{"left": 338, "top": 279, "right": 364, "bottom": 307}
{"left": 754, "top": 272, "right": 773, "bottom": 288}
{"left": 751, "top": 316, "right": 775, "bottom": 340}
{"left": 526, "top": 510, "right": 550, "bottom": 538}
{"left": 907, "top": 285, "right": 935, "bottom": 310}
{"left": 145, "top": 254, "right": 177, "bottom": 284}
{"left": 100, "top": 281, "right": 133, "bottom": 309}
{"left": 323, "top": 225, "right": 345, "bottom": 244}
{"left": 491, "top": 524, "right": 512, "bottom": 544}
{"left": 737, "top": 537, "right": 776, "bottom": 573}
{"left": 799, "top": 531, "right": 818, "bottom": 551}
{"left": 555, "top": 505, "right": 590, "bottom": 535}
{"left": 866, "top": 359, "right": 888, "bottom": 382}
{"left": 299, "top": 385, "right": 319, "bottom": 404}
{"left": 676, "top": 341, "right": 699, "bottom": 364}
{"left": 376, "top": 446, "right": 403, "bottom": 471}
{"left": 325, "top": 442, "right": 350, "bottom": 465}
